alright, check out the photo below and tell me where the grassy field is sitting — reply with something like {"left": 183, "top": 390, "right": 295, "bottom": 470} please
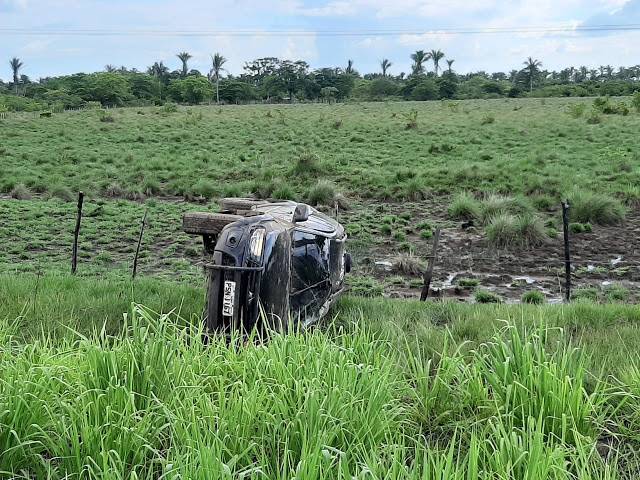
{"left": 1, "top": 98, "right": 640, "bottom": 476}
{"left": 1, "top": 97, "right": 639, "bottom": 301}
{"left": 2, "top": 98, "right": 639, "bottom": 202}
{"left": 2, "top": 273, "right": 640, "bottom": 477}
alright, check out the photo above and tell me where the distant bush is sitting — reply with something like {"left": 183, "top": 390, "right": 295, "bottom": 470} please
{"left": 632, "top": 91, "right": 640, "bottom": 112}
{"left": 458, "top": 278, "right": 479, "bottom": 288}
{"left": 480, "top": 114, "right": 495, "bottom": 125}
{"left": 293, "top": 150, "right": 321, "bottom": 175}
{"left": 522, "top": 290, "right": 545, "bottom": 305}
{"left": 162, "top": 103, "right": 178, "bottom": 113}
{"left": 475, "top": 289, "right": 502, "bottom": 303}
{"left": 592, "top": 96, "right": 629, "bottom": 115}
{"left": 392, "top": 253, "right": 425, "bottom": 276}
{"left": 569, "top": 222, "right": 592, "bottom": 234}
{"left": 403, "top": 110, "right": 418, "bottom": 129}
{"left": 349, "top": 276, "right": 384, "bottom": 297}
{"left": 10, "top": 183, "right": 32, "bottom": 200}
{"left": 307, "top": 180, "right": 336, "bottom": 206}
{"left": 479, "top": 194, "right": 532, "bottom": 225}
{"left": 98, "top": 109, "right": 115, "bottom": 123}
{"left": 566, "top": 103, "right": 587, "bottom": 118}
{"left": 272, "top": 184, "right": 295, "bottom": 200}
{"left": 192, "top": 179, "right": 217, "bottom": 199}
{"left": 568, "top": 191, "right": 625, "bottom": 225}
{"left": 448, "top": 192, "right": 481, "bottom": 220}
{"left": 48, "top": 185, "right": 74, "bottom": 201}
{"left": 585, "top": 109, "right": 602, "bottom": 124}
{"left": 485, "top": 213, "right": 547, "bottom": 249}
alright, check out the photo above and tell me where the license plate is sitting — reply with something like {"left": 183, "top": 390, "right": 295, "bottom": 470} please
{"left": 222, "top": 281, "right": 236, "bottom": 317}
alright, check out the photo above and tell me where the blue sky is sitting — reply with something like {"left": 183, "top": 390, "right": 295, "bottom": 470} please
{"left": 1, "top": 0, "right": 639, "bottom": 81}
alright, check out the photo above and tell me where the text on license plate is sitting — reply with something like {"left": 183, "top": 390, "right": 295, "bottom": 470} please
{"left": 222, "top": 281, "right": 236, "bottom": 317}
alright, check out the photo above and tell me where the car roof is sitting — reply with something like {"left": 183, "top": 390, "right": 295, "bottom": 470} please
{"left": 254, "top": 202, "right": 343, "bottom": 236}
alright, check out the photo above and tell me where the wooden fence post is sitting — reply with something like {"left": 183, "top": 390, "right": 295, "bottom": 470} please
{"left": 71, "top": 192, "right": 84, "bottom": 274}
{"left": 132, "top": 209, "right": 148, "bottom": 279}
{"left": 561, "top": 200, "right": 571, "bottom": 302}
{"left": 420, "top": 227, "right": 441, "bottom": 301}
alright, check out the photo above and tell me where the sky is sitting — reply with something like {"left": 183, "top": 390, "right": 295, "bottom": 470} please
{"left": 1, "top": 0, "right": 639, "bottom": 81}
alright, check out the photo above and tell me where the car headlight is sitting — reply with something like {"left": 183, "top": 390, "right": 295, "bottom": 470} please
{"left": 248, "top": 228, "right": 266, "bottom": 260}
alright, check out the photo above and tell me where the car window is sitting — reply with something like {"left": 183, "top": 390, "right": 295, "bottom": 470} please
{"left": 291, "top": 230, "right": 329, "bottom": 292}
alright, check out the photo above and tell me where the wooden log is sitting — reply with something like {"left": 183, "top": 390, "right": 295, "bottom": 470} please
{"left": 562, "top": 200, "right": 572, "bottom": 302}
{"left": 71, "top": 192, "right": 84, "bottom": 274}
{"left": 420, "top": 227, "right": 441, "bottom": 301}
{"left": 132, "top": 209, "right": 148, "bottom": 279}
{"left": 182, "top": 212, "right": 242, "bottom": 236}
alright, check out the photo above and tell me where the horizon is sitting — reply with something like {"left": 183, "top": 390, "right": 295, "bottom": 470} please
{"left": 2, "top": 0, "right": 640, "bottom": 82}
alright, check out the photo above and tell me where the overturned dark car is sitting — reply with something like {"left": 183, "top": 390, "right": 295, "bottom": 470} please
{"left": 183, "top": 198, "right": 351, "bottom": 335}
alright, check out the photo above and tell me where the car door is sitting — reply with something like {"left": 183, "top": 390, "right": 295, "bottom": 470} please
{"left": 289, "top": 229, "right": 331, "bottom": 323}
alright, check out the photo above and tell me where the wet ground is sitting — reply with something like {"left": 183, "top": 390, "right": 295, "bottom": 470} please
{"left": 341, "top": 198, "right": 640, "bottom": 303}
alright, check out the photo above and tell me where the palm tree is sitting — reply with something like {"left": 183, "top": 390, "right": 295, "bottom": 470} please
{"left": 9, "top": 57, "right": 23, "bottom": 95}
{"left": 104, "top": 64, "right": 116, "bottom": 73}
{"left": 446, "top": 59, "right": 455, "bottom": 74}
{"left": 177, "top": 52, "right": 192, "bottom": 77}
{"left": 523, "top": 57, "right": 542, "bottom": 92}
{"left": 147, "top": 61, "right": 169, "bottom": 80}
{"left": 209, "top": 52, "right": 227, "bottom": 104}
{"left": 429, "top": 49, "right": 445, "bottom": 76}
{"left": 380, "top": 58, "right": 392, "bottom": 77}
{"left": 345, "top": 59, "right": 354, "bottom": 74}
{"left": 410, "top": 50, "right": 429, "bottom": 76}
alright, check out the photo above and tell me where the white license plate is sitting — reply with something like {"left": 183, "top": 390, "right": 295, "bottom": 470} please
{"left": 222, "top": 281, "right": 236, "bottom": 317}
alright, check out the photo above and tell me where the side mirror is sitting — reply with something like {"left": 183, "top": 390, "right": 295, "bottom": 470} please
{"left": 292, "top": 204, "right": 311, "bottom": 223}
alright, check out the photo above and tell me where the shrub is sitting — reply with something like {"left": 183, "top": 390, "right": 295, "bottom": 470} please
{"left": 307, "top": 180, "right": 336, "bottom": 206}
{"left": 448, "top": 192, "right": 480, "bottom": 220}
{"left": 292, "top": 150, "right": 321, "bottom": 175}
{"left": 515, "top": 213, "right": 548, "bottom": 248}
{"left": 97, "top": 110, "right": 115, "bottom": 123}
{"left": 272, "top": 184, "right": 295, "bottom": 200}
{"left": 162, "top": 103, "right": 178, "bottom": 113}
{"left": 568, "top": 191, "right": 625, "bottom": 225}
{"left": 401, "top": 179, "right": 426, "bottom": 201}
{"left": 522, "top": 290, "right": 545, "bottom": 305}
{"left": 475, "top": 289, "right": 502, "bottom": 303}
{"left": 632, "top": 91, "right": 640, "bottom": 112}
{"left": 10, "top": 184, "right": 32, "bottom": 200}
{"left": 480, "top": 114, "right": 495, "bottom": 125}
{"left": 192, "top": 179, "right": 217, "bottom": 199}
{"left": 485, "top": 214, "right": 518, "bottom": 248}
{"left": 569, "top": 222, "right": 592, "bottom": 234}
{"left": 486, "top": 213, "right": 547, "bottom": 249}
{"left": 458, "top": 278, "right": 479, "bottom": 288}
{"left": 604, "top": 284, "right": 629, "bottom": 302}
{"left": 348, "top": 276, "right": 384, "bottom": 297}
{"left": 573, "top": 287, "right": 599, "bottom": 302}
{"left": 585, "top": 110, "right": 602, "bottom": 125}
{"left": 392, "top": 253, "right": 425, "bottom": 276}
{"left": 49, "top": 185, "right": 74, "bottom": 201}
{"left": 403, "top": 110, "right": 418, "bottom": 129}
{"left": 566, "top": 103, "right": 586, "bottom": 118}
{"left": 479, "top": 194, "right": 532, "bottom": 225}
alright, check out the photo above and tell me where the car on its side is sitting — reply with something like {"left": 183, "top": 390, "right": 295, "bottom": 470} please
{"left": 183, "top": 198, "right": 351, "bottom": 335}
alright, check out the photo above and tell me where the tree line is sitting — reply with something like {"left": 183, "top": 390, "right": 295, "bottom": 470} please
{"left": 2, "top": 50, "right": 639, "bottom": 111}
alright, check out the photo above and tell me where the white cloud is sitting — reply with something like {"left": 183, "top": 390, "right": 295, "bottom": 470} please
{"left": 296, "top": 1, "right": 356, "bottom": 16}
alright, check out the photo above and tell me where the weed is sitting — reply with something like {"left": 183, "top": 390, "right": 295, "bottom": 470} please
{"left": 567, "top": 103, "right": 587, "bottom": 118}
{"left": 392, "top": 253, "right": 425, "bottom": 276}
{"left": 348, "top": 276, "right": 384, "bottom": 296}
{"left": 569, "top": 222, "right": 593, "bottom": 234}
{"left": 458, "top": 278, "right": 479, "bottom": 288}
{"left": 568, "top": 190, "right": 626, "bottom": 225}
{"left": 98, "top": 110, "right": 115, "bottom": 123}
{"left": 10, "top": 184, "right": 32, "bottom": 200}
{"left": 475, "top": 289, "right": 502, "bottom": 303}
{"left": 449, "top": 192, "right": 481, "bottom": 220}
{"left": 403, "top": 110, "right": 418, "bottom": 129}
{"left": 307, "top": 180, "right": 336, "bottom": 206}
{"left": 480, "top": 114, "right": 495, "bottom": 125}
{"left": 292, "top": 150, "right": 321, "bottom": 175}
{"left": 522, "top": 290, "right": 545, "bottom": 304}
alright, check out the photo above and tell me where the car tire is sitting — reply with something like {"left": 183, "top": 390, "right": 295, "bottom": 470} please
{"left": 344, "top": 253, "right": 352, "bottom": 273}
{"left": 219, "top": 197, "right": 263, "bottom": 213}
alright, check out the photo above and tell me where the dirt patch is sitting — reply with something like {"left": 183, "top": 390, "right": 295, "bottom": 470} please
{"left": 342, "top": 197, "right": 640, "bottom": 304}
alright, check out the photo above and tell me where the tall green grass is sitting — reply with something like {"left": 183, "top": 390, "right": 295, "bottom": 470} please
{"left": 2, "top": 305, "right": 637, "bottom": 478}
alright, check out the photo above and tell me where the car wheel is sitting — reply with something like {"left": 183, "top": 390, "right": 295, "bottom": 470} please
{"left": 344, "top": 253, "right": 352, "bottom": 273}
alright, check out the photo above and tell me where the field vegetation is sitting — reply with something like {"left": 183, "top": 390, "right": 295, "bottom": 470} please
{"left": 2, "top": 273, "right": 640, "bottom": 477}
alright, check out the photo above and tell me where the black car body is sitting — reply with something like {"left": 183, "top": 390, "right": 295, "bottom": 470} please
{"left": 183, "top": 200, "right": 349, "bottom": 335}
